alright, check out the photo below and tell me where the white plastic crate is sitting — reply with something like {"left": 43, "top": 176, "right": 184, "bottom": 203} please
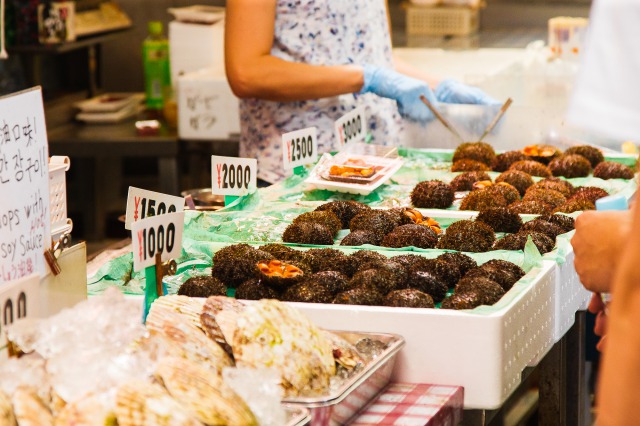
{"left": 405, "top": 4, "right": 479, "bottom": 36}
{"left": 291, "top": 261, "right": 556, "bottom": 409}
{"left": 552, "top": 246, "right": 591, "bottom": 341}
{"left": 49, "top": 156, "right": 73, "bottom": 243}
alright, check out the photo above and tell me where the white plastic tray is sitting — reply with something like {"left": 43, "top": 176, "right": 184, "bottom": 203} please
{"left": 289, "top": 261, "right": 556, "bottom": 410}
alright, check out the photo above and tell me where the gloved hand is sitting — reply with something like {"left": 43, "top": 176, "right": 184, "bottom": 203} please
{"left": 361, "top": 64, "right": 437, "bottom": 122}
{"left": 435, "top": 79, "right": 500, "bottom": 105}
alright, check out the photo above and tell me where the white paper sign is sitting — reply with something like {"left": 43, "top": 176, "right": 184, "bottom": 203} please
{"left": 0, "top": 273, "right": 40, "bottom": 340}
{"left": 131, "top": 212, "right": 184, "bottom": 272}
{"left": 0, "top": 88, "right": 50, "bottom": 283}
{"left": 211, "top": 156, "right": 257, "bottom": 196}
{"left": 124, "top": 187, "right": 185, "bottom": 230}
{"left": 334, "top": 106, "right": 367, "bottom": 146}
{"left": 282, "top": 127, "right": 318, "bottom": 171}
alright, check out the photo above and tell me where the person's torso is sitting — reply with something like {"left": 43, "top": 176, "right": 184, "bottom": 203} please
{"left": 239, "top": 0, "right": 403, "bottom": 183}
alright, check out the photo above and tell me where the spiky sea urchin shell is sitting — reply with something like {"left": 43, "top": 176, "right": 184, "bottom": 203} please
{"left": 178, "top": 276, "right": 227, "bottom": 297}
{"left": 568, "top": 186, "right": 609, "bottom": 204}
{"left": 495, "top": 170, "right": 535, "bottom": 196}
{"left": 340, "top": 230, "right": 382, "bottom": 246}
{"left": 410, "top": 180, "right": 454, "bottom": 209}
{"left": 381, "top": 224, "right": 439, "bottom": 249}
{"left": 235, "top": 278, "right": 279, "bottom": 300}
{"left": 391, "top": 254, "right": 433, "bottom": 271}
{"left": 301, "top": 271, "right": 348, "bottom": 295}
{"left": 282, "top": 222, "right": 334, "bottom": 245}
{"left": 349, "top": 210, "right": 397, "bottom": 238}
{"left": 538, "top": 214, "right": 575, "bottom": 232}
{"left": 282, "top": 281, "right": 334, "bottom": 303}
{"left": 464, "top": 266, "right": 518, "bottom": 292}
{"left": 455, "top": 276, "right": 505, "bottom": 304}
{"left": 552, "top": 199, "right": 595, "bottom": 214}
{"left": 436, "top": 220, "right": 495, "bottom": 252}
{"left": 509, "top": 160, "right": 552, "bottom": 178}
{"left": 333, "top": 287, "right": 383, "bottom": 306}
{"left": 410, "top": 258, "right": 461, "bottom": 288}
{"left": 522, "top": 188, "right": 567, "bottom": 209}
{"left": 460, "top": 188, "right": 508, "bottom": 211}
{"left": 315, "top": 200, "right": 371, "bottom": 229}
{"left": 450, "top": 171, "right": 492, "bottom": 192}
{"left": 306, "top": 248, "right": 356, "bottom": 276}
{"left": 481, "top": 259, "right": 525, "bottom": 281}
{"left": 451, "top": 159, "right": 491, "bottom": 172}
{"left": 212, "top": 245, "right": 274, "bottom": 288}
{"left": 350, "top": 250, "right": 387, "bottom": 264}
{"left": 507, "top": 200, "right": 553, "bottom": 215}
{"left": 452, "top": 142, "right": 496, "bottom": 166}
{"left": 564, "top": 145, "right": 604, "bottom": 167}
{"left": 475, "top": 207, "right": 523, "bottom": 233}
{"left": 293, "top": 211, "right": 342, "bottom": 237}
{"left": 384, "top": 289, "right": 435, "bottom": 308}
{"left": 349, "top": 269, "right": 399, "bottom": 295}
{"left": 527, "top": 178, "right": 574, "bottom": 197}
{"left": 593, "top": 161, "right": 635, "bottom": 180}
{"left": 485, "top": 183, "right": 520, "bottom": 204}
{"left": 437, "top": 252, "right": 478, "bottom": 276}
{"left": 406, "top": 270, "right": 448, "bottom": 302}
{"left": 521, "top": 219, "right": 566, "bottom": 239}
{"left": 441, "top": 290, "right": 486, "bottom": 310}
{"left": 491, "top": 151, "right": 527, "bottom": 172}
{"left": 548, "top": 154, "right": 592, "bottom": 178}
{"left": 493, "top": 231, "right": 555, "bottom": 254}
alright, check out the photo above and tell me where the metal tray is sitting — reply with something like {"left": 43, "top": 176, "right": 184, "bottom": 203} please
{"left": 284, "top": 404, "right": 311, "bottom": 426}
{"left": 283, "top": 331, "right": 405, "bottom": 426}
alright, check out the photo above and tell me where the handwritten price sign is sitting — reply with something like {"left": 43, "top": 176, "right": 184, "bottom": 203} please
{"left": 334, "top": 106, "right": 367, "bottom": 147}
{"left": 211, "top": 156, "right": 256, "bottom": 196}
{"left": 0, "top": 274, "right": 39, "bottom": 342}
{"left": 131, "top": 212, "right": 184, "bottom": 272}
{"left": 282, "top": 127, "right": 318, "bottom": 171}
{"left": 124, "top": 187, "right": 184, "bottom": 230}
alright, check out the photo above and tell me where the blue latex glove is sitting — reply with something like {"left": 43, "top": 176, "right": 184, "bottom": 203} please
{"left": 361, "top": 64, "right": 437, "bottom": 122}
{"left": 435, "top": 79, "right": 500, "bottom": 105}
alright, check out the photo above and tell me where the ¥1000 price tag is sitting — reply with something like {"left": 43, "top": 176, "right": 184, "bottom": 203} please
{"left": 131, "top": 212, "right": 184, "bottom": 272}
{"left": 335, "top": 106, "right": 367, "bottom": 146}
{"left": 124, "top": 187, "right": 185, "bottom": 230}
{"left": 0, "top": 274, "right": 40, "bottom": 340}
{"left": 211, "top": 156, "right": 257, "bottom": 196}
{"left": 282, "top": 127, "right": 318, "bottom": 170}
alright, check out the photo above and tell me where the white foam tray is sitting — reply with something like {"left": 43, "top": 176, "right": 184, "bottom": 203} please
{"left": 289, "top": 261, "right": 556, "bottom": 410}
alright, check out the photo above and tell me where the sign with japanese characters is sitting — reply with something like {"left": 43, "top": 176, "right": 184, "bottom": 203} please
{"left": 0, "top": 88, "right": 50, "bottom": 284}
{"left": 124, "top": 187, "right": 184, "bottom": 230}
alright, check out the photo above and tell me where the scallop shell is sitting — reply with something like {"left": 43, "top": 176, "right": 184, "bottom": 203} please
{"left": 154, "top": 356, "right": 257, "bottom": 426}
{"left": 322, "top": 330, "right": 364, "bottom": 370}
{"left": 0, "top": 391, "right": 16, "bottom": 426}
{"left": 232, "top": 299, "right": 335, "bottom": 397}
{"left": 115, "top": 380, "right": 200, "bottom": 426}
{"left": 147, "top": 295, "right": 206, "bottom": 332}
{"left": 200, "top": 296, "right": 245, "bottom": 356}
{"left": 54, "top": 393, "right": 115, "bottom": 426}
{"left": 12, "top": 386, "right": 53, "bottom": 426}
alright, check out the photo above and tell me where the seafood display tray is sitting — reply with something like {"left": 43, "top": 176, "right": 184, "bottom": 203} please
{"left": 283, "top": 331, "right": 404, "bottom": 426}
{"left": 284, "top": 405, "right": 312, "bottom": 426}
{"left": 289, "top": 261, "right": 557, "bottom": 410}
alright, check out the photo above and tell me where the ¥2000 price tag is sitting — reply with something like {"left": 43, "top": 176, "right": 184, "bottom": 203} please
{"left": 211, "top": 156, "right": 257, "bottom": 196}
{"left": 131, "top": 212, "right": 184, "bottom": 272}
{"left": 0, "top": 274, "right": 39, "bottom": 339}
{"left": 282, "top": 127, "right": 318, "bottom": 170}
{"left": 124, "top": 187, "right": 185, "bottom": 230}
{"left": 334, "top": 106, "right": 367, "bottom": 146}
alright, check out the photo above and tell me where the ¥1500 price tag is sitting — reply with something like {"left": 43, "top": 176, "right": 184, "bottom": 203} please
{"left": 124, "top": 187, "right": 185, "bottom": 230}
{"left": 335, "top": 106, "right": 367, "bottom": 146}
{"left": 282, "top": 127, "right": 318, "bottom": 170}
{"left": 0, "top": 274, "right": 40, "bottom": 339}
{"left": 211, "top": 156, "right": 257, "bottom": 196}
{"left": 131, "top": 212, "right": 184, "bottom": 272}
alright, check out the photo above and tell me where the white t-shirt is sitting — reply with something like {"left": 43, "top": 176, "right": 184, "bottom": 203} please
{"left": 567, "top": 0, "right": 640, "bottom": 141}
{"left": 238, "top": 0, "right": 404, "bottom": 183}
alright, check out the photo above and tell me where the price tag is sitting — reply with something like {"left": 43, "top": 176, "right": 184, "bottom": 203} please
{"left": 0, "top": 274, "right": 39, "bottom": 342}
{"left": 0, "top": 88, "right": 51, "bottom": 283}
{"left": 282, "top": 127, "right": 318, "bottom": 171}
{"left": 211, "top": 156, "right": 257, "bottom": 196}
{"left": 131, "top": 212, "right": 184, "bottom": 272}
{"left": 334, "top": 106, "right": 367, "bottom": 146}
{"left": 124, "top": 187, "right": 185, "bottom": 230}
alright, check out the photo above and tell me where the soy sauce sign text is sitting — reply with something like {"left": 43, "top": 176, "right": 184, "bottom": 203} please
{"left": 282, "top": 127, "right": 318, "bottom": 170}
{"left": 211, "top": 156, "right": 257, "bottom": 196}
{"left": 125, "top": 187, "right": 185, "bottom": 231}
{"left": 131, "top": 212, "right": 184, "bottom": 271}
{"left": 335, "top": 106, "right": 367, "bottom": 146}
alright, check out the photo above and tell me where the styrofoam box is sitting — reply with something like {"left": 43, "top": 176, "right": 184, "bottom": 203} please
{"left": 177, "top": 68, "right": 240, "bottom": 140}
{"left": 289, "top": 261, "right": 556, "bottom": 410}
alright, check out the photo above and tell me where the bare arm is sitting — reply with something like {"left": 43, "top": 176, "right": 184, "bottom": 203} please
{"left": 224, "top": 0, "right": 364, "bottom": 101}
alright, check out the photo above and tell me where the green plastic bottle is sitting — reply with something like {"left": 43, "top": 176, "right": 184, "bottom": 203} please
{"left": 142, "top": 21, "right": 171, "bottom": 111}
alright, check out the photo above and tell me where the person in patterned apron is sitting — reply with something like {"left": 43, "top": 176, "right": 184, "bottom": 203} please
{"left": 225, "top": 0, "right": 497, "bottom": 184}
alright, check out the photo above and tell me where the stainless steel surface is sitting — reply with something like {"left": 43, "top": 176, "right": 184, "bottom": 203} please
{"left": 284, "top": 405, "right": 311, "bottom": 426}
{"left": 420, "top": 94, "right": 465, "bottom": 144}
{"left": 180, "top": 188, "right": 225, "bottom": 211}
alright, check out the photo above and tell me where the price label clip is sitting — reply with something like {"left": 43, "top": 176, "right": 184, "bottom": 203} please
{"left": 142, "top": 253, "right": 177, "bottom": 323}
{"left": 43, "top": 233, "right": 71, "bottom": 276}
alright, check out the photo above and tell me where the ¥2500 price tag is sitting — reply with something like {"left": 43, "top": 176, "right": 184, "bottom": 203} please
{"left": 0, "top": 274, "right": 39, "bottom": 339}
{"left": 124, "top": 187, "right": 185, "bottom": 230}
{"left": 131, "top": 212, "right": 184, "bottom": 272}
{"left": 282, "top": 127, "right": 318, "bottom": 171}
{"left": 211, "top": 156, "right": 257, "bottom": 196}
{"left": 335, "top": 106, "right": 367, "bottom": 146}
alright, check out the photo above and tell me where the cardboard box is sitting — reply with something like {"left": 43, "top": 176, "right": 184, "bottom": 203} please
{"left": 169, "top": 20, "right": 224, "bottom": 85}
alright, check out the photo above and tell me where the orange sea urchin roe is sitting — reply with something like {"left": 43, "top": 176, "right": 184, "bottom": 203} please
{"left": 257, "top": 260, "right": 304, "bottom": 278}
{"left": 522, "top": 144, "right": 557, "bottom": 158}
{"left": 329, "top": 165, "right": 375, "bottom": 178}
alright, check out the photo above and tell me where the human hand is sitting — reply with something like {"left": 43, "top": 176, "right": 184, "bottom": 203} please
{"left": 588, "top": 293, "right": 608, "bottom": 352}
{"left": 435, "top": 79, "right": 500, "bottom": 105}
{"left": 361, "top": 64, "right": 436, "bottom": 122}
{"left": 571, "top": 210, "right": 632, "bottom": 293}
